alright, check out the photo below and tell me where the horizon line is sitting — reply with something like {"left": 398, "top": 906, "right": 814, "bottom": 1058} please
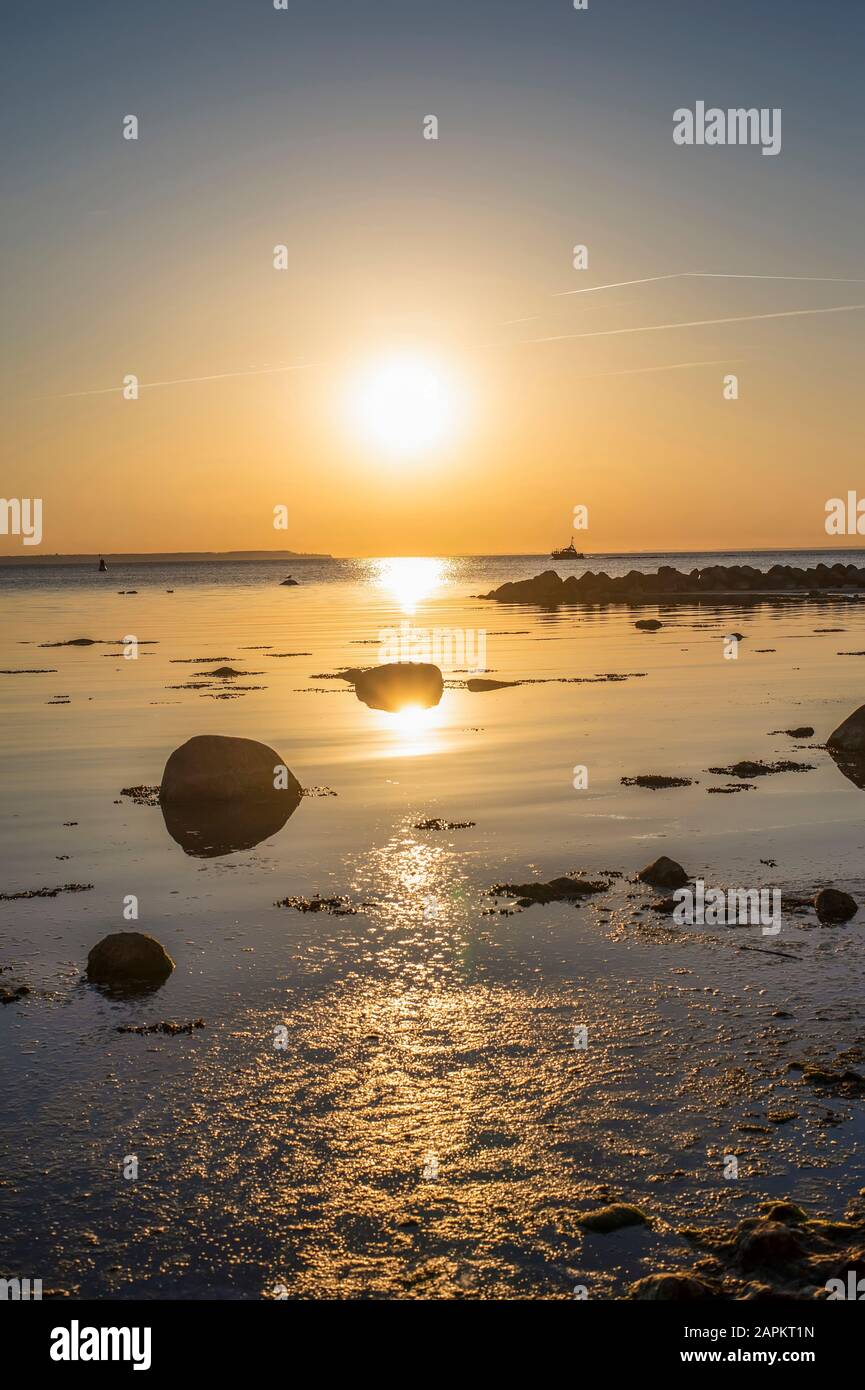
{"left": 3, "top": 544, "right": 865, "bottom": 565}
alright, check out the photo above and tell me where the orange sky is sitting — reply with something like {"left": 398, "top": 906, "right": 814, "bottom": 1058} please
{"left": 4, "top": 2, "right": 863, "bottom": 557}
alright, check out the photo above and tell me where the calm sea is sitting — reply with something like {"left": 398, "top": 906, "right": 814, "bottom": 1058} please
{"left": 2, "top": 548, "right": 865, "bottom": 1297}
{"left": 2, "top": 548, "right": 864, "bottom": 594}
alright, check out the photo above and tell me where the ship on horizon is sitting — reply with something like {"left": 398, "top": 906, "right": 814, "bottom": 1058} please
{"left": 550, "top": 540, "right": 584, "bottom": 560}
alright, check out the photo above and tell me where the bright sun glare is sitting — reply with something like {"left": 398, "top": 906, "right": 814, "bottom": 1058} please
{"left": 372, "top": 556, "right": 447, "bottom": 613}
{"left": 346, "top": 353, "right": 461, "bottom": 457}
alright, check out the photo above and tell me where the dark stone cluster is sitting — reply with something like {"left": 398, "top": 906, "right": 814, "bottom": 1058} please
{"left": 484, "top": 561, "right": 865, "bottom": 605}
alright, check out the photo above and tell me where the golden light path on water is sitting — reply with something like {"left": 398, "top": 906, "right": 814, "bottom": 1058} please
{"left": 369, "top": 556, "right": 450, "bottom": 614}
{"left": 362, "top": 557, "right": 454, "bottom": 755}
{"left": 369, "top": 702, "right": 448, "bottom": 759}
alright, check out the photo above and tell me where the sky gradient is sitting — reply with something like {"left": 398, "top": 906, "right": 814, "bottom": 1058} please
{"left": 3, "top": 0, "right": 864, "bottom": 556}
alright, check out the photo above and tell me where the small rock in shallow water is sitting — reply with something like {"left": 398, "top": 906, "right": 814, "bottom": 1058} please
{"left": 759, "top": 1201, "right": 806, "bottom": 1223}
{"left": 629, "top": 1272, "right": 715, "bottom": 1299}
{"left": 734, "top": 1220, "right": 807, "bottom": 1271}
{"left": 814, "top": 887, "right": 858, "bottom": 923}
{"left": 578, "top": 1203, "right": 650, "bottom": 1233}
{"left": 86, "top": 933, "right": 175, "bottom": 990}
{"left": 622, "top": 774, "right": 692, "bottom": 790}
{"left": 638, "top": 856, "right": 688, "bottom": 889}
{"left": 0, "top": 985, "right": 30, "bottom": 1005}
{"left": 489, "top": 875, "right": 608, "bottom": 908}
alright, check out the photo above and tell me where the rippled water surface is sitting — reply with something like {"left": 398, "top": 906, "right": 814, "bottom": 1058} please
{"left": 2, "top": 552, "right": 865, "bottom": 1297}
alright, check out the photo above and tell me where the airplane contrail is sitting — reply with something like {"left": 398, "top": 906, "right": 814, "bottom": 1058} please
{"left": 554, "top": 273, "right": 688, "bottom": 299}
{"left": 554, "top": 271, "right": 865, "bottom": 299}
{"left": 526, "top": 302, "right": 865, "bottom": 345}
{"left": 688, "top": 272, "right": 865, "bottom": 283}
{"left": 576, "top": 356, "right": 747, "bottom": 380}
{"left": 56, "top": 360, "right": 316, "bottom": 400}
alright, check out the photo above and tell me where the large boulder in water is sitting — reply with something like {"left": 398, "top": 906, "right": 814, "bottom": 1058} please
{"left": 352, "top": 662, "right": 443, "bottom": 713}
{"left": 827, "top": 705, "right": 865, "bottom": 790}
{"left": 828, "top": 705, "right": 865, "bottom": 754}
{"left": 87, "top": 932, "right": 174, "bottom": 991}
{"left": 159, "top": 734, "right": 301, "bottom": 857}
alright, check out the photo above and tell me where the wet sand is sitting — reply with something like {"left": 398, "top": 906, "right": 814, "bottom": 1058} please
{"left": 2, "top": 556, "right": 865, "bottom": 1297}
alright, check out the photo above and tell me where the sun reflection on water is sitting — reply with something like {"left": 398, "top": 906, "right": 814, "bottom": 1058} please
{"left": 370, "top": 557, "right": 449, "bottom": 614}
{"left": 371, "top": 700, "right": 446, "bottom": 757}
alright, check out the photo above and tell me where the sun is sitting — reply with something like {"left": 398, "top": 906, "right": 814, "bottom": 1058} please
{"left": 345, "top": 353, "right": 461, "bottom": 457}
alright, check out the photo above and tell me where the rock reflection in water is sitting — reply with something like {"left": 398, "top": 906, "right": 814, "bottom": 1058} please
{"left": 159, "top": 733, "right": 302, "bottom": 857}
{"left": 161, "top": 791, "right": 301, "bottom": 857}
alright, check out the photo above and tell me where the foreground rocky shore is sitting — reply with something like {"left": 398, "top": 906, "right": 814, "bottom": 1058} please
{"left": 483, "top": 561, "right": 865, "bottom": 605}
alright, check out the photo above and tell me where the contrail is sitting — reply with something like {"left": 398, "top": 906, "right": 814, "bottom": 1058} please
{"left": 576, "top": 356, "right": 747, "bottom": 380}
{"left": 554, "top": 273, "right": 688, "bottom": 299}
{"left": 689, "top": 272, "right": 865, "bottom": 284}
{"left": 57, "top": 360, "right": 316, "bottom": 400}
{"left": 554, "top": 271, "right": 865, "bottom": 299}
{"left": 526, "top": 302, "right": 865, "bottom": 345}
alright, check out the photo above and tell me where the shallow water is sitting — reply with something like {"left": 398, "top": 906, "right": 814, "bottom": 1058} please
{"left": 2, "top": 552, "right": 865, "bottom": 1298}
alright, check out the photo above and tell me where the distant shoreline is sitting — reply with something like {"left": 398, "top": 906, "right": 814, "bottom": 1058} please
{"left": 0, "top": 550, "right": 332, "bottom": 566}
{"left": 0, "top": 545, "right": 863, "bottom": 567}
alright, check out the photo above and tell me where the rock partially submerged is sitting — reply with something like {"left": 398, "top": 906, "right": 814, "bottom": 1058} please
{"left": 0, "top": 984, "right": 30, "bottom": 1005}
{"left": 622, "top": 775, "right": 693, "bottom": 790}
{"left": 638, "top": 856, "right": 688, "bottom": 889}
{"left": 482, "top": 562, "right": 865, "bottom": 606}
{"left": 489, "top": 874, "right": 608, "bottom": 908}
{"left": 87, "top": 932, "right": 175, "bottom": 991}
{"left": 677, "top": 1198, "right": 865, "bottom": 1297}
{"left": 160, "top": 734, "right": 301, "bottom": 856}
{"left": 827, "top": 703, "right": 865, "bottom": 753}
{"left": 350, "top": 662, "right": 444, "bottom": 712}
{"left": 707, "top": 759, "right": 814, "bottom": 778}
{"left": 814, "top": 887, "right": 858, "bottom": 923}
{"left": 827, "top": 704, "right": 865, "bottom": 789}
{"left": 578, "top": 1203, "right": 651, "bottom": 1233}
{"left": 629, "top": 1273, "right": 715, "bottom": 1300}
{"left": 634, "top": 618, "right": 663, "bottom": 630}
{"left": 793, "top": 1062, "right": 865, "bottom": 1096}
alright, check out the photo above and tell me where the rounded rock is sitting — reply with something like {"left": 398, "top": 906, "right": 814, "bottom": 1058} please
{"left": 87, "top": 932, "right": 175, "bottom": 989}
{"left": 814, "top": 888, "right": 858, "bottom": 923}
{"left": 638, "top": 856, "right": 689, "bottom": 889}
